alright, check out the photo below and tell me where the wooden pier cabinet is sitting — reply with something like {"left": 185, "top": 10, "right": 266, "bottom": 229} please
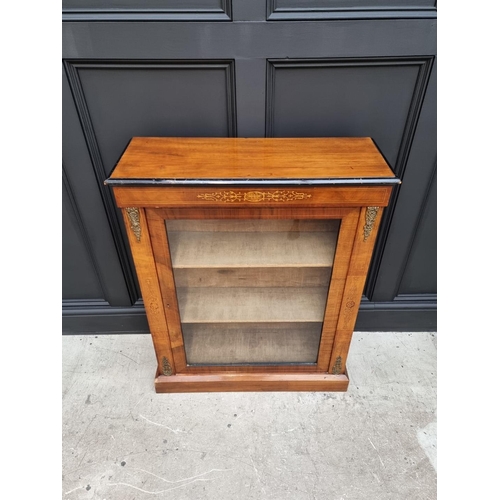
{"left": 106, "top": 137, "right": 399, "bottom": 393}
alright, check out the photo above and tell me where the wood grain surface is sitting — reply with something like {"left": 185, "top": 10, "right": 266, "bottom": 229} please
{"left": 155, "top": 372, "right": 349, "bottom": 392}
{"left": 112, "top": 185, "right": 393, "bottom": 208}
{"left": 329, "top": 206, "right": 385, "bottom": 374}
{"left": 108, "top": 137, "right": 395, "bottom": 181}
{"left": 120, "top": 208, "right": 175, "bottom": 374}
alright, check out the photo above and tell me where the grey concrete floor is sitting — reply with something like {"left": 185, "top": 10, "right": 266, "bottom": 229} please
{"left": 62, "top": 332, "right": 437, "bottom": 500}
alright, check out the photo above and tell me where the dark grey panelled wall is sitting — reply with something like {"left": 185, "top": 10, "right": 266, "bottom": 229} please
{"left": 62, "top": 0, "right": 437, "bottom": 333}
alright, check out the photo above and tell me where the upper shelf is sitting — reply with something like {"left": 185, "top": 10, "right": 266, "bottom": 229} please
{"left": 168, "top": 230, "right": 338, "bottom": 268}
{"left": 166, "top": 219, "right": 339, "bottom": 269}
{"left": 105, "top": 137, "right": 399, "bottom": 186}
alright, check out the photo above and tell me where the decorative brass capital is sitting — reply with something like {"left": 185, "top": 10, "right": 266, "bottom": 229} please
{"left": 197, "top": 190, "right": 312, "bottom": 203}
{"left": 162, "top": 356, "right": 173, "bottom": 376}
{"left": 332, "top": 356, "right": 342, "bottom": 375}
{"left": 125, "top": 207, "right": 141, "bottom": 242}
{"left": 363, "top": 206, "right": 380, "bottom": 241}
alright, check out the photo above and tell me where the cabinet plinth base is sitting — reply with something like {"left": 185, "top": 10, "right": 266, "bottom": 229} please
{"left": 154, "top": 372, "right": 349, "bottom": 393}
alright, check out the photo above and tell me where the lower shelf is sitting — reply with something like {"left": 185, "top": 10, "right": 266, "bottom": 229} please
{"left": 155, "top": 372, "right": 349, "bottom": 393}
{"left": 177, "top": 287, "right": 329, "bottom": 323}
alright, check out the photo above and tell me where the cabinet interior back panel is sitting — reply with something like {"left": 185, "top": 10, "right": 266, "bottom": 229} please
{"left": 183, "top": 322, "right": 322, "bottom": 365}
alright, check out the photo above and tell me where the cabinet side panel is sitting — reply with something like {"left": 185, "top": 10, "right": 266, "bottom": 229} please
{"left": 316, "top": 209, "right": 360, "bottom": 371}
{"left": 147, "top": 210, "right": 188, "bottom": 371}
{"left": 329, "top": 206, "right": 384, "bottom": 373}
{"left": 120, "top": 207, "right": 175, "bottom": 374}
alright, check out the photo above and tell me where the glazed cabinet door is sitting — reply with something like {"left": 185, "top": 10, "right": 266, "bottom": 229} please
{"left": 146, "top": 207, "right": 360, "bottom": 374}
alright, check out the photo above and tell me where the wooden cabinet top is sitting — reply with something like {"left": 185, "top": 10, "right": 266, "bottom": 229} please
{"left": 106, "top": 137, "right": 398, "bottom": 187}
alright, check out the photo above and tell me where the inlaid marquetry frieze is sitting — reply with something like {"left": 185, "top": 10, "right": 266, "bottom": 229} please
{"left": 196, "top": 190, "right": 312, "bottom": 203}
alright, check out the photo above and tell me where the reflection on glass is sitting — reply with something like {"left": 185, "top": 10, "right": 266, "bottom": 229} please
{"left": 165, "top": 219, "right": 340, "bottom": 365}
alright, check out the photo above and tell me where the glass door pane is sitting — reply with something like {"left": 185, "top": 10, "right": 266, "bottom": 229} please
{"left": 165, "top": 219, "right": 340, "bottom": 365}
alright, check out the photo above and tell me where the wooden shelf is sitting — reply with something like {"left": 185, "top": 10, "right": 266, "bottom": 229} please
{"left": 176, "top": 287, "right": 329, "bottom": 324}
{"left": 183, "top": 322, "right": 322, "bottom": 365}
{"left": 167, "top": 230, "right": 338, "bottom": 268}
{"left": 172, "top": 266, "right": 332, "bottom": 288}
